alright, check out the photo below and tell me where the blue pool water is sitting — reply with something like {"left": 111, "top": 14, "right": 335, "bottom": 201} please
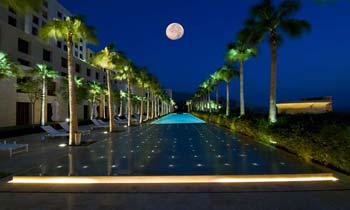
{"left": 152, "top": 113, "right": 206, "bottom": 124}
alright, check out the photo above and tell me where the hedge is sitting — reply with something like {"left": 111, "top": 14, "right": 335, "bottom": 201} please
{"left": 193, "top": 112, "right": 350, "bottom": 174}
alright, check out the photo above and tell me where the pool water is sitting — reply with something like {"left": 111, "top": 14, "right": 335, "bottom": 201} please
{"left": 151, "top": 113, "right": 205, "bottom": 124}
{"left": 18, "top": 114, "right": 328, "bottom": 176}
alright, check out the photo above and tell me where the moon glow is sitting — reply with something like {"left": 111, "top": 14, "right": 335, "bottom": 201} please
{"left": 166, "top": 23, "right": 184, "bottom": 40}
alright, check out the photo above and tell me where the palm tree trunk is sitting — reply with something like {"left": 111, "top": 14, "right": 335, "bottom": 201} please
{"left": 240, "top": 60, "right": 245, "bottom": 116}
{"left": 31, "top": 102, "right": 35, "bottom": 127}
{"left": 226, "top": 81, "right": 230, "bottom": 116}
{"left": 127, "top": 78, "right": 131, "bottom": 126}
{"left": 152, "top": 94, "right": 154, "bottom": 118}
{"left": 40, "top": 77, "right": 46, "bottom": 126}
{"left": 216, "top": 87, "right": 219, "bottom": 110}
{"left": 119, "top": 96, "right": 123, "bottom": 116}
{"left": 67, "top": 37, "right": 78, "bottom": 145}
{"left": 139, "top": 85, "right": 144, "bottom": 124}
{"left": 106, "top": 70, "right": 115, "bottom": 132}
{"left": 146, "top": 91, "right": 150, "bottom": 120}
{"left": 208, "top": 91, "right": 211, "bottom": 113}
{"left": 269, "top": 35, "right": 277, "bottom": 123}
{"left": 90, "top": 95, "right": 95, "bottom": 120}
{"left": 154, "top": 96, "right": 156, "bottom": 118}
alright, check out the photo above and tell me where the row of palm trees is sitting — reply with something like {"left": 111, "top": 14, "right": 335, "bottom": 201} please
{"left": 188, "top": 0, "right": 311, "bottom": 123}
{"left": 0, "top": 0, "right": 173, "bottom": 145}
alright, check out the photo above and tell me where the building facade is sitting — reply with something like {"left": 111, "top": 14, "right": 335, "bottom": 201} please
{"left": 276, "top": 97, "right": 333, "bottom": 115}
{"left": 0, "top": 0, "right": 142, "bottom": 127}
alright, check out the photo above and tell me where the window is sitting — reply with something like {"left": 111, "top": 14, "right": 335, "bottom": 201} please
{"left": 43, "top": 0, "right": 48, "bottom": 8}
{"left": 8, "top": 16, "right": 17, "bottom": 27}
{"left": 32, "top": 27, "right": 38, "bottom": 36}
{"left": 79, "top": 54, "right": 83, "bottom": 59}
{"left": 103, "top": 75, "right": 106, "bottom": 83}
{"left": 61, "top": 57, "right": 67, "bottom": 68}
{"left": 75, "top": 63, "right": 80, "bottom": 73}
{"left": 86, "top": 68, "right": 91, "bottom": 77}
{"left": 56, "top": 41, "right": 62, "bottom": 48}
{"left": 17, "top": 58, "right": 30, "bottom": 66}
{"left": 42, "top": 10, "right": 48, "bottom": 19}
{"left": 57, "top": 11, "right": 62, "bottom": 18}
{"left": 74, "top": 51, "right": 78, "bottom": 57}
{"left": 47, "top": 80, "right": 56, "bottom": 96}
{"left": 61, "top": 72, "right": 67, "bottom": 77}
{"left": 18, "top": 38, "right": 29, "bottom": 54}
{"left": 32, "top": 15, "right": 39, "bottom": 25}
{"left": 63, "top": 45, "right": 67, "bottom": 51}
{"left": 74, "top": 43, "right": 78, "bottom": 49}
{"left": 41, "top": 21, "right": 46, "bottom": 26}
{"left": 95, "top": 72, "right": 99, "bottom": 80}
{"left": 43, "top": 49, "right": 51, "bottom": 62}
{"left": 80, "top": 38, "right": 83, "bottom": 43}
{"left": 79, "top": 46, "right": 83, "bottom": 51}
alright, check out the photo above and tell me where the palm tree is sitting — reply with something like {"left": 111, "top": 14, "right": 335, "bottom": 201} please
{"left": 0, "top": 52, "right": 19, "bottom": 79}
{"left": 246, "top": 0, "right": 311, "bottom": 123}
{"left": 146, "top": 74, "right": 156, "bottom": 120}
{"left": 136, "top": 67, "right": 149, "bottom": 124}
{"left": 210, "top": 72, "right": 221, "bottom": 111}
{"left": 226, "top": 28, "right": 260, "bottom": 116}
{"left": 0, "top": 0, "right": 43, "bottom": 14}
{"left": 30, "top": 64, "right": 58, "bottom": 126}
{"left": 56, "top": 76, "right": 87, "bottom": 105}
{"left": 216, "top": 64, "right": 239, "bottom": 116}
{"left": 92, "top": 45, "right": 120, "bottom": 132}
{"left": 87, "top": 81, "right": 102, "bottom": 120}
{"left": 115, "top": 59, "right": 136, "bottom": 127}
{"left": 40, "top": 16, "right": 97, "bottom": 145}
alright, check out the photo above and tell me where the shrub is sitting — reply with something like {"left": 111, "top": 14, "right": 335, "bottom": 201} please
{"left": 193, "top": 112, "right": 350, "bottom": 174}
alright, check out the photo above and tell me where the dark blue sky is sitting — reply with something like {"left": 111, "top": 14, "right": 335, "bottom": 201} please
{"left": 60, "top": 0, "right": 350, "bottom": 111}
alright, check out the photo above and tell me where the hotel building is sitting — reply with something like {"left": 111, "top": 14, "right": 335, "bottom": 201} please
{"left": 0, "top": 0, "right": 140, "bottom": 127}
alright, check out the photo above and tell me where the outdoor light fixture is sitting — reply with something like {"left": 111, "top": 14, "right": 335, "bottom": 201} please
{"left": 103, "top": 131, "right": 108, "bottom": 134}
{"left": 58, "top": 143, "right": 67, "bottom": 148}
{"left": 9, "top": 174, "right": 338, "bottom": 184}
{"left": 65, "top": 118, "right": 70, "bottom": 122}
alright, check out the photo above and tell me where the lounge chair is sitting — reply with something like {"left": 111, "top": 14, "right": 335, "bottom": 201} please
{"left": 41, "top": 125, "right": 69, "bottom": 138}
{"left": 114, "top": 117, "right": 128, "bottom": 125}
{"left": 0, "top": 140, "right": 28, "bottom": 157}
{"left": 59, "top": 122, "right": 91, "bottom": 135}
{"left": 91, "top": 119, "right": 109, "bottom": 129}
{"left": 98, "top": 119, "right": 108, "bottom": 125}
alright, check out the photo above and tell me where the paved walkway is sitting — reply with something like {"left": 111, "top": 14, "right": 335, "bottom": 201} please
{"left": 0, "top": 121, "right": 350, "bottom": 209}
{"left": 0, "top": 125, "right": 112, "bottom": 174}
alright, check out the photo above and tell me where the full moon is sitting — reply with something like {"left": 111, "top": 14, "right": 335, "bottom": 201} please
{"left": 166, "top": 23, "right": 184, "bottom": 41}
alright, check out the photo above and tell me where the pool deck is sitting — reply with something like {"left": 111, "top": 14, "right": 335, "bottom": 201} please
{"left": 0, "top": 120, "right": 350, "bottom": 209}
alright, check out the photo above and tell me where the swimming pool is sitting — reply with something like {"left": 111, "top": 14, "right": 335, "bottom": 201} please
{"left": 151, "top": 113, "right": 205, "bottom": 124}
{"left": 17, "top": 121, "right": 329, "bottom": 176}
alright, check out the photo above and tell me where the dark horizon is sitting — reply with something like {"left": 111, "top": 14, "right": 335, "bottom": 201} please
{"left": 60, "top": 0, "right": 350, "bottom": 111}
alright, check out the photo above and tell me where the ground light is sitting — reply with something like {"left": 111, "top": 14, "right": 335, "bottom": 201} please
{"left": 9, "top": 173, "right": 337, "bottom": 184}
{"left": 58, "top": 143, "right": 67, "bottom": 148}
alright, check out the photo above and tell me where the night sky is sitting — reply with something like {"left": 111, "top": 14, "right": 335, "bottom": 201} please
{"left": 60, "top": 0, "right": 350, "bottom": 111}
